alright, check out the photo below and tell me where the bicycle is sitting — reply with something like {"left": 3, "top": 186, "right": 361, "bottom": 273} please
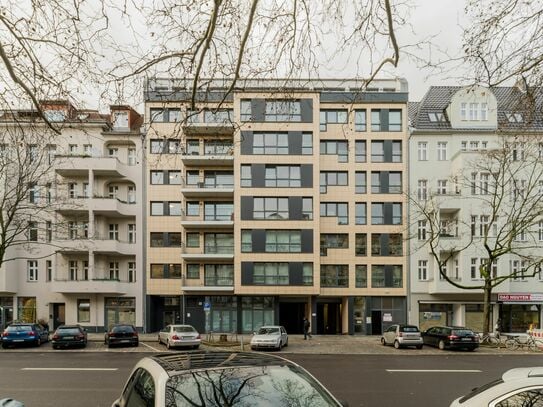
{"left": 504, "top": 334, "right": 542, "bottom": 351}
{"left": 478, "top": 332, "right": 502, "bottom": 347}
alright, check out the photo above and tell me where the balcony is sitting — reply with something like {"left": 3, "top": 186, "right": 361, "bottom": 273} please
{"left": 90, "top": 197, "right": 137, "bottom": 217}
{"left": 180, "top": 213, "right": 234, "bottom": 229}
{"left": 180, "top": 181, "right": 234, "bottom": 198}
{"left": 54, "top": 238, "right": 137, "bottom": 256}
{"left": 182, "top": 111, "right": 235, "bottom": 136}
{"left": 55, "top": 155, "right": 131, "bottom": 178}
{"left": 55, "top": 197, "right": 90, "bottom": 215}
{"left": 181, "top": 245, "right": 234, "bottom": 261}
{"left": 51, "top": 278, "right": 130, "bottom": 294}
{"left": 181, "top": 151, "right": 234, "bottom": 166}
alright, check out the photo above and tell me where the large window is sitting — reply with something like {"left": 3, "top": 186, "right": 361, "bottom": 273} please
{"left": 204, "top": 202, "right": 233, "bottom": 221}
{"left": 355, "top": 141, "right": 366, "bottom": 162}
{"left": 204, "top": 233, "right": 234, "bottom": 254}
{"left": 204, "top": 171, "right": 233, "bottom": 188}
{"left": 150, "top": 233, "right": 181, "bottom": 247}
{"left": 320, "top": 234, "right": 348, "bottom": 256}
{"left": 150, "top": 170, "right": 181, "bottom": 185}
{"left": 320, "top": 171, "right": 348, "bottom": 193}
{"left": 320, "top": 109, "right": 348, "bottom": 131}
{"left": 320, "top": 265, "right": 349, "bottom": 287}
{"left": 320, "top": 140, "right": 348, "bottom": 162}
{"left": 150, "top": 264, "right": 182, "bottom": 279}
{"left": 371, "top": 203, "right": 402, "bottom": 225}
{"left": 371, "top": 141, "right": 385, "bottom": 162}
{"left": 355, "top": 203, "right": 367, "bottom": 225}
{"left": 150, "top": 201, "right": 181, "bottom": 216}
{"left": 149, "top": 108, "right": 181, "bottom": 123}
{"left": 253, "top": 133, "right": 288, "bottom": 154}
{"left": 150, "top": 139, "right": 181, "bottom": 154}
{"left": 77, "top": 299, "right": 90, "bottom": 323}
{"left": 371, "top": 265, "right": 402, "bottom": 288}
{"left": 204, "top": 264, "right": 234, "bottom": 286}
{"left": 253, "top": 197, "right": 289, "bottom": 219}
{"left": 371, "top": 171, "right": 402, "bottom": 194}
{"left": 253, "top": 263, "right": 289, "bottom": 285}
{"left": 265, "top": 230, "right": 301, "bottom": 252}
{"left": 371, "top": 234, "right": 403, "bottom": 256}
{"left": 320, "top": 202, "right": 348, "bottom": 225}
{"left": 203, "top": 109, "right": 233, "bottom": 123}
{"left": 354, "top": 110, "right": 366, "bottom": 131}
{"left": 27, "top": 260, "right": 38, "bottom": 281}
{"left": 356, "top": 265, "right": 367, "bottom": 288}
{"left": 265, "top": 165, "right": 301, "bottom": 187}
{"left": 265, "top": 100, "right": 301, "bottom": 122}
{"left": 240, "top": 100, "right": 252, "bottom": 121}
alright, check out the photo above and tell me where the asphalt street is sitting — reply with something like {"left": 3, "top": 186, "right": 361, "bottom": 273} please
{"left": 2, "top": 350, "right": 543, "bottom": 407}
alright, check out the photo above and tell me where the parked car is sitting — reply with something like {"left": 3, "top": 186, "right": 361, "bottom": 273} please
{"left": 422, "top": 326, "right": 479, "bottom": 351}
{"left": 111, "top": 351, "right": 344, "bottom": 407}
{"left": 250, "top": 325, "right": 288, "bottom": 351}
{"left": 105, "top": 324, "right": 139, "bottom": 348}
{"left": 1, "top": 323, "right": 49, "bottom": 348}
{"left": 157, "top": 324, "right": 201, "bottom": 350}
{"left": 52, "top": 325, "right": 87, "bottom": 349}
{"left": 381, "top": 324, "right": 423, "bottom": 349}
{"left": 450, "top": 367, "right": 543, "bottom": 406}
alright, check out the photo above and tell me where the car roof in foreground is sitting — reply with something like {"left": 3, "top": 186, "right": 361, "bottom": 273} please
{"left": 150, "top": 351, "right": 296, "bottom": 376}
{"left": 503, "top": 367, "right": 543, "bottom": 381}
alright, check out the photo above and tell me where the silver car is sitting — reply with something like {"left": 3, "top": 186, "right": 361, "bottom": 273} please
{"left": 250, "top": 325, "right": 288, "bottom": 351}
{"left": 381, "top": 324, "right": 423, "bottom": 349}
{"left": 158, "top": 324, "right": 201, "bottom": 350}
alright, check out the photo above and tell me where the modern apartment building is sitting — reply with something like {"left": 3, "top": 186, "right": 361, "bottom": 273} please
{"left": 145, "top": 78, "right": 409, "bottom": 335}
{"left": 409, "top": 84, "right": 543, "bottom": 333}
{"left": 0, "top": 101, "right": 144, "bottom": 332}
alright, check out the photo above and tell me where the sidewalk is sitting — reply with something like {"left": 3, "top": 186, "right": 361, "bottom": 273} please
{"left": 84, "top": 333, "right": 531, "bottom": 355}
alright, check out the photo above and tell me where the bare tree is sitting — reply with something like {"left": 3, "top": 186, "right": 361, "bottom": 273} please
{"left": 411, "top": 138, "right": 543, "bottom": 334}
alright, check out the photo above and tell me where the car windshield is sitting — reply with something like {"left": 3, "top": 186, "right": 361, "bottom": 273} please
{"left": 166, "top": 365, "right": 338, "bottom": 406}
{"left": 111, "top": 325, "right": 134, "bottom": 333}
{"left": 258, "top": 327, "right": 280, "bottom": 335}
{"left": 173, "top": 326, "right": 195, "bottom": 333}
{"left": 452, "top": 329, "right": 473, "bottom": 336}
{"left": 58, "top": 328, "right": 81, "bottom": 335}
{"left": 7, "top": 325, "right": 32, "bottom": 332}
{"left": 458, "top": 379, "right": 504, "bottom": 403}
{"left": 400, "top": 326, "right": 419, "bottom": 332}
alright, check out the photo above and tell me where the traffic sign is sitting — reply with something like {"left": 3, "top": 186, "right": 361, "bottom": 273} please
{"left": 203, "top": 301, "right": 211, "bottom": 312}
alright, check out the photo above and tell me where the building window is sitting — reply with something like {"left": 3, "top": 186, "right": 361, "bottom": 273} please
{"left": 355, "top": 233, "right": 367, "bottom": 256}
{"left": 204, "top": 233, "right": 234, "bottom": 254}
{"left": 320, "top": 109, "right": 347, "bottom": 131}
{"left": 320, "top": 171, "right": 348, "bottom": 193}
{"left": 372, "top": 265, "right": 402, "bottom": 288}
{"left": 265, "top": 230, "right": 301, "bottom": 252}
{"left": 241, "top": 230, "right": 252, "bottom": 252}
{"left": 320, "top": 265, "right": 349, "bottom": 287}
{"left": 240, "top": 165, "right": 251, "bottom": 187}
{"left": 45, "top": 221, "right": 52, "bottom": 242}
{"left": 418, "top": 220, "right": 427, "bottom": 240}
{"left": 355, "top": 141, "right": 366, "bottom": 162}
{"left": 28, "top": 221, "right": 38, "bottom": 241}
{"left": 469, "top": 103, "right": 478, "bottom": 120}
{"left": 355, "top": 265, "right": 367, "bottom": 288}
{"left": 186, "top": 264, "right": 200, "bottom": 279}
{"left": 150, "top": 171, "right": 164, "bottom": 185}
{"left": 265, "top": 165, "right": 301, "bottom": 187}
{"left": 418, "top": 260, "right": 428, "bottom": 281}
{"left": 371, "top": 171, "right": 402, "bottom": 194}
{"left": 253, "top": 133, "right": 288, "bottom": 155}
{"left": 417, "top": 180, "right": 428, "bottom": 201}
{"left": 240, "top": 100, "right": 252, "bottom": 121}
{"left": 253, "top": 263, "right": 289, "bottom": 285}
{"left": 151, "top": 264, "right": 182, "bottom": 279}
{"left": 418, "top": 142, "right": 428, "bottom": 161}
{"left": 460, "top": 103, "right": 467, "bottom": 120}
{"left": 109, "top": 262, "right": 119, "bottom": 280}
{"left": 27, "top": 260, "right": 38, "bottom": 282}
{"left": 371, "top": 203, "right": 402, "bottom": 225}
{"left": 186, "top": 232, "right": 199, "bottom": 248}
{"left": 371, "top": 141, "right": 385, "bottom": 162}
{"left": 77, "top": 299, "right": 90, "bottom": 323}
{"left": 354, "top": 110, "right": 366, "bottom": 132}
{"left": 204, "top": 264, "right": 234, "bottom": 286}
{"left": 69, "top": 260, "right": 78, "bottom": 281}
{"left": 169, "top": 171, "right": 182, "bottom": 185}
{"left": 203, "top": 109, "right": 233, "bottom": 124}
{"left": 303, "top": 197, "right": 313, "bottom": 220}
{"left": 150, "top": 139, "right": 165, "bottom": 154}
{"left": 128, "top": 262, "right": 136, "bottom": 283}
{"left": 320, "top": 140, "right": 348, "bottom": 162}
{"left": 128, "top": 224, "right": 136, "bottom": 243}
{"left": 355, "top": 203, "right": 367, "bottom": 225}
{"left": 437, "top": 142, "right": 447, "bottom": 161}
{"left": 355, "top": 172, "right": 366, "bottom": 194}
{"left": 186, "top": 201, "right": 199, "bottom": 216}
{"left": 108, "top": 224, "right": 119, "bottom": 240}
{"left": 204, "top": 202, "right": 233, "bottom": 221}
{"left": 389, "top": 109, "right": 402, "bottom": 131}
{"left": 302, "top": 263, "right": 313, "bottom": 286}
{"left": 320, "top": 234, "right": 349, "bottom": 256}
{"left": 150, "top": 232, "right": 181, "bottom": 247}
{"left": 150, "top": 202, "right": 164, "bottom": 216}
{"left": 320, "top": 202, "right": 348, "bottom": 225}
{"left": 265, "top": 100, "right": 301, "bottom": 122}
{"left": 150, "top": 108, "right": 181, "bottom": 123}
{"left": 253, "top": 197, "right": 289, "bottom": 220}
{"left": 437, "top": 180, "right": 447, "bottom": 195}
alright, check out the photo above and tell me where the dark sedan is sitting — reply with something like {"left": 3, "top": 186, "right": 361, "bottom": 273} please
{"left": 52, "top": 325, "right": 88, "bottom": 349}
{"left": 1, "top": 323, "right": 49, "bottom": 348}
{"left": 422, "top": 326, "right": 479, "bottom": 351}
{"left": 104, "top": 324, "right": 139, "bottom": 347}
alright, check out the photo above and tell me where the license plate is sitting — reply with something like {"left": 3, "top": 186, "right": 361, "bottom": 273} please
{"left": 13, "top": 339, "right": 24, "bottom": 342}
{"left": 120, "top": 339, "right": 130, "bottom": 343}
{"left": 461, "top": 338, "right": 472, "bottom": 341}
{"left": 63, "top": 336, "right": 74, "bottom": 340}
{"left": 182, "top": 336, "right": 192, "bottom": 340}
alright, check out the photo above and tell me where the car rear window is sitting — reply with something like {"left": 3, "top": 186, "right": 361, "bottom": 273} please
{"left": 400, "top": 326, "right": 419, "bottom": 332}
{"left": 112, "top": 325, "right": 135, "bottom": 333}
{"left": 7, "top": 325, "right": 32, "bottom": 332}
{"left": 166, "top": 365, "right": 338, "bottom": 406}
{"left": 173, "top": 326, "right": 195, "bottom": 333}
{"left": 58, "top": 328, "right": 81, "bottom": 335}
{"left": 458, "top": 379, "right": 504, "bottom": 403}
{"left": 452, "top": 329, "right": 474, "bottom": 336}
{"left": 258, "top": 327, "right": 280, "bottom": 335}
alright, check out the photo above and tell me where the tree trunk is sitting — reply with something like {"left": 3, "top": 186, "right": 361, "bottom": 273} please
{"left": 483, "top": 281, "right": 493, "bottom": 335}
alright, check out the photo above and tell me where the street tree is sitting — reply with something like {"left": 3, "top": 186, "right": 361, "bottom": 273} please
{"left": 411, "top": 137, "right": 543, "bottom": 335}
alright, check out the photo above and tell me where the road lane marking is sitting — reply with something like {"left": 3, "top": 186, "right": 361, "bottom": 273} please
{"left": 141, "top": 342, "right": 161, "bottom": 352}
{"left": 386, "top": 369, "right": 481, "bottom": 373}
{"left": 22, "top": 368, "right": 118, "bottom": 371}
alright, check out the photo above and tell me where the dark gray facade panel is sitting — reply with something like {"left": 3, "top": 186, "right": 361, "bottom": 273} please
{"left": 380, "top": 233, "right": 389, "bottom": 256}
{"left": 289, "top": 197, "right": 303, "bottom": 220}
{"left": 251, "top": 99, "right": 266, "bottom": 122}
{"left": 381, "top": 171, "right": 389, "bottom": 194}
{"left": 384, "top": 203, "right": 393, "bottom": 224}
{"left": 252, "top": 229, "right": 266, "bottom": 252}
{"left": 348, "top": 297, "right": 354, "bottom": 335}
{"left": 289, "top": 262, "right": 303, "bottom": 285}
{"left": 301, "top": 229, "right": 313, "bottom": 253}
{"left": 384, "top": 265, "right": 393, "bottom": 287}
{"left": 241, "top": 262, "right": 254, "bottom": 285}
{"left": 240, "top": 131, "right": 253, "bottom": 155}
{"left": 144, "top": 91, "right": 234, "bottom": 103}
{"left": 240, "top": 196, "right": 253, "bottom": 220}
{"left": 319, "top": 92, "right": 408, "bottom": 103}
{"left": 384, "top": 140, "right": 393, "bottom": 163}
{"left": 252, "top": 164, "right": 266, "bottom": 188}
{"left": 300, "top": 164, "right": 313, "bottom": 188}
{"left": 300, "top": 99, "right": 313, "bottom": 123}
{"left": 380, "top": 109, "right": 389, "bottom": 132}
{"left": 288, "top": 131, "right": 303, "bottom": 155}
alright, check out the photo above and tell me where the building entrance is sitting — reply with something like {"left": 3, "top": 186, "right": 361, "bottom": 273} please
{"left": 279, "top": 302, "right": 305, "bottom": 334}
{"left": 316, "top": 302, "right": 341, "bottom": 334}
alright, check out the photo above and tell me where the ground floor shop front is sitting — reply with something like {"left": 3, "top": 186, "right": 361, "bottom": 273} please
{"left": 147, "top": 294, "right": 407, "bottom": 335}
{"left": 410, "top": 293, "right": 542, "bottom": 333}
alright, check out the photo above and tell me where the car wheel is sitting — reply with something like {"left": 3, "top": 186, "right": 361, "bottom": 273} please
{"left": 166, "top": 340, "right": 171, "bottom": 350}
{"left": 284, "top": 339, "right": 288, "bottom": 347}
{"left": 134, "top": 341, "right": 139, "bottom": 347}
{"left": 381, "top": 337, "right": 386, "bottom": 346}
{"left": 35, "top": 338, "right": 41, "bottom": 347}
{"left": 1, "top": 343, "right": 7, "bottom": 349}
{"left": 438, "top": 340, "right": 446, "bottom": 350}
{"left": 416, "top": 345, "right": 423, "bottom": 349}
{"left": 467, "top": 347, "right": 476, "bottom": 352}
{"left": 193, "top": 345, "right": 199, "bottom": 350}
{"left": 158, "top": 335, "right": 161, "bottom": 344}
{"left": 53, "top": 345, "right": 58, "bottom": 350}
{"left": 394, "top": 340, "right": 401, "bottom": 349}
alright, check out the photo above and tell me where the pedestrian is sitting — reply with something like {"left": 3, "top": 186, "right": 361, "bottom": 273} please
{"left": 303, "top": 317, "right": 312, "bottom": 340}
